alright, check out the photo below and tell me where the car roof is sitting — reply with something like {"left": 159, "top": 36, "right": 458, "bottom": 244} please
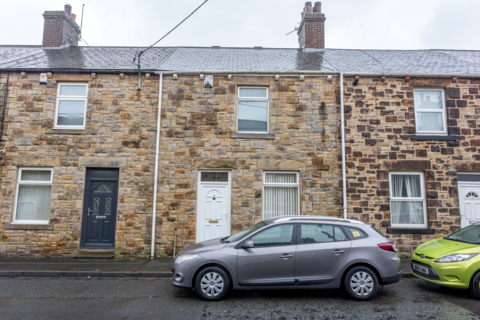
{"left": 268, "top": 216, "right": 365, "bottom": 225}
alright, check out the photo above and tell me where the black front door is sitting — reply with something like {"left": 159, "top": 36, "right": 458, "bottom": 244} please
{"left": 81, "top": 168, "right": 119, "bottom": 248}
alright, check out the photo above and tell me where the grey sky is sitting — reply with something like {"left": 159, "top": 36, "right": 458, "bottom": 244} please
{"left": 0, "top": 0, "right": 479, "bottom": 50}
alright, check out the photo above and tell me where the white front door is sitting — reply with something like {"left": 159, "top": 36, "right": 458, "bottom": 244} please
{"left": 458, "top": 183, "right": 480, "bottom": 228}
{"left": 196, "top": 171, "right": 231, "bottom": 243}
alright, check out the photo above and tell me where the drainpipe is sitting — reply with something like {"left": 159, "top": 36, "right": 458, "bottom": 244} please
{"left": 0, "top": 73, "right": 10, "bottom": 147}
{"left": 150, "top": 72, "right": 163, "bottom": 260}
{"left": 340, "top": 72, "right": 348, "bottom": 220}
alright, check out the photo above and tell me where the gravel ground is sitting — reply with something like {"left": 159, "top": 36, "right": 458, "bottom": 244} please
{"left": 0, "top": 277, "right": 478, "bottom": 320}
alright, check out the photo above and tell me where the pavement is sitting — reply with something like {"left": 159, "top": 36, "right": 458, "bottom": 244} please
{"left": 0, "top": 257, "right": 414, "bottom": 278}
{"left": 0, "top": 277, "right": 478, "bottom": 319}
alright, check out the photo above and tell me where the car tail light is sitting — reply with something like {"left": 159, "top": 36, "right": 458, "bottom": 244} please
{"left": 378, "top": 243, "right": 397, "bottom": 252}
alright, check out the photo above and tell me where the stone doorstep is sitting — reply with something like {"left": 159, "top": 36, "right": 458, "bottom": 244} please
{"left": 73, "top": 255, "right": 115, "bottom": 260}
{"left": 76, "top": 249, "right": 116, "bottom": 259}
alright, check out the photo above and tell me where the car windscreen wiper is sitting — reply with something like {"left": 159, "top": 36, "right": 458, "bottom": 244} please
{"left": 220, "top": 236, "right": 230, "bottom": 243}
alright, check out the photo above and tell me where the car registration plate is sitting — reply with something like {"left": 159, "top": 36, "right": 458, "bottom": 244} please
{"left": 413, "top": 263, "right": 429, "bottom": 275}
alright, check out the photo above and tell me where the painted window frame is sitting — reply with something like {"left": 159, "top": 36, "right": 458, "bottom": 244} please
{"left": 237, "top": 86, "right": 270, "bottom": 134}
{"left": 413, "top": 88, "right": 448, "bottom": 136}
{"left": 262, "top": 171, "right": 300, "bottom": 220}
{"left": 53, "top": 82, "right": 89, "bottom": 130}
{"left": 389, "top": 171, "right": 428, "bottom": 229}
{"left": 13, "top": 167, "right": 53, "bottom": 225}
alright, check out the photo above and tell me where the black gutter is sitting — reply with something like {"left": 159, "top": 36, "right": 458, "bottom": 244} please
{"left": 0, "top": 73, "right": 9, "bottom": 145}
{"left": 0, "top": 68, "right": 164, "bottom": 74}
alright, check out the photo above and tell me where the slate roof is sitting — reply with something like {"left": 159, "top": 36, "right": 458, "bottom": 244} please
{"left": 1, "top": 45, "right": 480, "bottom": 75}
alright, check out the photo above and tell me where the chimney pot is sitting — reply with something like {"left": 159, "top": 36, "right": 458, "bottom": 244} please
{"left": 305, "top": 2, "right": 313, "bottom": 14}
{"left": 314, "top": 2, "right": 321, "bottom": 13}
{"left": 64, "top": 3, "right": 72, "bottom": 16}
{"left": 71, "top": 13, "right": 76, "bottom": 21}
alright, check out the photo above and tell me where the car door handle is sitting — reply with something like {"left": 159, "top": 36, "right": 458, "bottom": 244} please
{"left": 332, "top": 250, "right": 345, "bottom": 255}
{"left": 280, "top": 254, "right": 293, "bottom": 260}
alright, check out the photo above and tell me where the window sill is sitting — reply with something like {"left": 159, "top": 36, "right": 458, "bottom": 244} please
{"left": 410, "top": 135, "right": 457, "bottom": 141}
{"left": 386, "top": 228, "right": 435, "bottom": 234}
{"left": 231, "top": 133, "right": 275, "bottom": 140}
{"left": 5, "top": 223, "right": 53, "bottom": 230}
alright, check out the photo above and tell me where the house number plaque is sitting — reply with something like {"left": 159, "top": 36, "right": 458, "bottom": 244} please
{"left": 96, "top": 216, "right": 107, "bottom": 219}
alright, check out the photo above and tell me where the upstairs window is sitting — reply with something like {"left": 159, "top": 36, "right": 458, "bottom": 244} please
{"left": 237, "top": 87, "right": 269, "bottom": 133}
{"left": 54, "top": 83, "right": 88, "bottom": 129}
{"left": 389, "top": 172, "right": 427, "bottom": 228}
{"left": 413, "top": 89, "right": 447, "bottom": 135}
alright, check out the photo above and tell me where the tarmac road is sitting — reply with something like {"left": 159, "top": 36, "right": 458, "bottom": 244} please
{"left": 0, "top": 277, "right": 478, "bottom": 320}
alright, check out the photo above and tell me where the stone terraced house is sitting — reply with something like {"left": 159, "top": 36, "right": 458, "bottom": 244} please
{"left": 0, "top": 3, "right": 480, "bottom": 259}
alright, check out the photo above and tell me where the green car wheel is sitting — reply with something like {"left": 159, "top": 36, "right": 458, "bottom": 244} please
{"left": 472, "top": 272, "right": 480, "bottom": 300}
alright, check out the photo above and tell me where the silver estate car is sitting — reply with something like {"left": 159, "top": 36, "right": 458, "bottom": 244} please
{"left": 171, "top": 216, "right": 402, "bottom": 301}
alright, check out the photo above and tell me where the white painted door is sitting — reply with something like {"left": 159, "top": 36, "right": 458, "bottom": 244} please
{"left": 196, "top": 171, "right": 231, "bottom": 243}
{"left": 458, "top": 184, "right": 480, "bottom": 228}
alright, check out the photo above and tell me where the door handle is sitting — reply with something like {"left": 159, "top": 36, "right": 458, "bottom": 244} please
{"left": 225, "top": 212, "right": 228, "bottom": 221}
{"left": 87, "top": 207, "right": 92, "bottom": 217}
{"left": 332, "top": 250, "right": 345, "bottom": 255}
{"left": 280, "top": 254, "right": 293, "bottom": 260}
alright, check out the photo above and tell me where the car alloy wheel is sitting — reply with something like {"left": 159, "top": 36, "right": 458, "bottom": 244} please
{"left": 195, "top": 266, "right": 230, "bottom": 301}
{"left": 201, "top": 272, "right": 224, "bottom": 297}
{"left": 344, "top": 266, "right": 378, "bottom": 301}
{"left": 350, "top": 271, "right": 374, "bottom": 296}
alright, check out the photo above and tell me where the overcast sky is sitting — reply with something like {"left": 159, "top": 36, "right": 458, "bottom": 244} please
{"left": 0, "top": 0, "right": 479, "bottom": 50}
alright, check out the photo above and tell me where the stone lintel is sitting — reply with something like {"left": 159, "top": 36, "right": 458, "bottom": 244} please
{"left": 453, "top": 161, "right": 480, "bottom": 172}
{"left": 383, "top": 160, "right": 431, "bottom": 171}
{"left": 12, "top": 156, "right": 60, "bottom": 167}
{"left": 78, "top": 157, "right": 127, "bottom": 168}
{"left": 409, "top": 79, "right": 450, "bottom": 87}
{"left": 194, "top": 159, "right": 237, "bottom": 169}
{"left": 257, "top": 160, "right": 305, "bottom": 171}
{"left": 53, "top": 74, "right": 93, "bottom": 82}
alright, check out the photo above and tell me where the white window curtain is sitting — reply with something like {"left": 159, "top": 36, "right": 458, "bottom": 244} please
{"left": 391, "top": 174, "right": 425, "bottom": 225}
{"left": 264, "top": 173, "right": 299, "bottom": 220}
{"left": 15, "top": 170, "right": 52, "bottom": 222}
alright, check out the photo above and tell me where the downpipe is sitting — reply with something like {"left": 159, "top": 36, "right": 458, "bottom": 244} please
{"left": 340, "top": 72, "right": 348, "bottom": 220}
{"left": 150, "top": 73, "right": 163, "bottom": 260}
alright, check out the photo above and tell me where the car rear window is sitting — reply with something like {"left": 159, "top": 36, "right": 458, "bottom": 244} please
{"left": 344, "top": 227, "right": 368, "bottom": 240}
{"left": 370, "top": 225, "right": 389, "bottom": 238}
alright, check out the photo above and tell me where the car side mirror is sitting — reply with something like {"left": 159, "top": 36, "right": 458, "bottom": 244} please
{"left": 242, "top": 239, "right": 254, "bottom": 249}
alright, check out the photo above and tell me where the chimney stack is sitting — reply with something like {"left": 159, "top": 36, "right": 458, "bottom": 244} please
{"left": 42, "top": 3, "right": 81, "bottom": 47}
{"left": 297, "top": 1, "right": 326, "bottom": 49}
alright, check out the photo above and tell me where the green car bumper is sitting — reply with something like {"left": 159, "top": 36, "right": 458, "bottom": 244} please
{"left": 411, "top": 256, "right": 478, "bottom": 289}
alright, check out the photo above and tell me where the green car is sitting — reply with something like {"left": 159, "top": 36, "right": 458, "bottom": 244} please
{"left": 411, "top": 223, "right": 480, "bottom": 299}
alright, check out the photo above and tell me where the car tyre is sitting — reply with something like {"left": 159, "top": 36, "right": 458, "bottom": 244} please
{"left": 344, "top": 266, "right": 379, "bottom": 301}
{"left": 195, "top": 267, "right": 230, "bottom": 301}
{"left": 471, "top": 272, "right": 480, "bottom": 300}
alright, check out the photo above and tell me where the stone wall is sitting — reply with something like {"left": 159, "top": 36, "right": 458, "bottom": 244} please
{"left": 343, "top": 76, "right": 480, "bottom": 256}
{"left": 0, "top": 72, "right": 159, "bottom": 257}
{"left": 155, "top": 75, "right": 342, "bottom": 257}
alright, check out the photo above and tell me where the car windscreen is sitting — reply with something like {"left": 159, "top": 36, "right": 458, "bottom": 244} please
{"left": 226, "top": 221, "right": 268, "bottom": 243}
{"left": 445, "top": 224, "right": 480, "bottom": 244}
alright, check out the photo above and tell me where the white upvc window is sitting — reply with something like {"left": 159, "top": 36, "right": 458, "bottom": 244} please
{"left": 54, "top": 83, "right": 89, "bottom": 129}
{"left": 263, "top": 172, "right": 300, "bottom": 220}
{"left": 13, "top": 168, "right": 53, "bottom": 224}
{"left": 237, "top": 87, "right": 269, "bottom": 133}
{"left": 413, "top": 89, "right": 447, "bottom": 135}
{"left": 389, "top": 172, "right": 427, "bottom": 228}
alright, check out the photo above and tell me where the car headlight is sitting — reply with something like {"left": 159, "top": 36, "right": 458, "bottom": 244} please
{"left": 175, "top": 254, "right": 198, "bottom": 264}
{"left": 435, "top": 253, "right": 478, "bottom": 263}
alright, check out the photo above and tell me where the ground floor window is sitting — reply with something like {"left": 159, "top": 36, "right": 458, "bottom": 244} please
{"left": 389, "top": 172, "right": 427, "bottom": 228}
{"left": 263, "top": 172, "right": 299, "bottom": 220}
{"left": 14, "top": 168, "right": 53, "bottom": 224}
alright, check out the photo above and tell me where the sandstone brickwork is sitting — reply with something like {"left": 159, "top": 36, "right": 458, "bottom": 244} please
{"left": 343, "top": 76, "right": 480, "bottom": 257}
{"left": 155, "top": 75, "right": 342, "bottom": 257}
{"left": 0, "top": 72, "right": 159, "bottom": 257}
